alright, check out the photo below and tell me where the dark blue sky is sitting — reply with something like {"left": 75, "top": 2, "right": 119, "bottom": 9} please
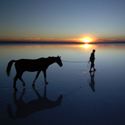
{"left": 1, "top": 0, "right": 125, "bottom": 41}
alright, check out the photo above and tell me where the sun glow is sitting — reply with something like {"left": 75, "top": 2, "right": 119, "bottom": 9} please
{"left": 79, "top": 35, "right": 95, "bottom": 43}
{"left": 80, "top": 36, "right": 93, "bottom": 43}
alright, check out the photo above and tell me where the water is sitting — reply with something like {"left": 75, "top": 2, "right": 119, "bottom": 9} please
{"left": 1, "top": 43, "right": 125, "bottom": 125}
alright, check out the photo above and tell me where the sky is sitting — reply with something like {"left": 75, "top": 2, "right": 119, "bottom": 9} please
{"left": 0, "top": 0, "right": 125, "bottom": 42}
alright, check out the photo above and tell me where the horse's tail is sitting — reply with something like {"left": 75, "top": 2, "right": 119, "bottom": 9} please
{"left": 6, "top": 60, "right": 16, "bottom": 76}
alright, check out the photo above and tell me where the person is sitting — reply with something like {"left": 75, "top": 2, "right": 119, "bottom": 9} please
{"left": 89, "top": 49, "right": 96, "bottom": 72}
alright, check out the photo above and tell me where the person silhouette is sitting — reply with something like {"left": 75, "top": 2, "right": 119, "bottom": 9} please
{"left": 89, "top": 49, "right": 96, "bottom": 72}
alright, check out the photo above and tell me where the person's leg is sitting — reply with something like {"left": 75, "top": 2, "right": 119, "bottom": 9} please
{"left": 91, "top": 61, "right": 95, "bottom": 71}
{"left": 89, "top": 63, "right": 92, "bottom": 72}
{"left": 93, "top": 62, "right": 96, "bottom": 71}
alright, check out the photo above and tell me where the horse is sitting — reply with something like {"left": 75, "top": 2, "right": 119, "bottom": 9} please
{"left": 6, "top": 56, "right": 63, "bottom": 91}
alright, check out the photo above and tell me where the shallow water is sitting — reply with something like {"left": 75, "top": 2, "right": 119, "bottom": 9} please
{"left": 1, "top": 43, "right": 125, "bottom": 125}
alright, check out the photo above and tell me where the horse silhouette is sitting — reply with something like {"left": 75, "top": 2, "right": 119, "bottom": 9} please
{"left": 6, "top": 56, "right": 63, "bottom": 91}
{"left": 7, "top": 85, "right": 63, "bottom": 119}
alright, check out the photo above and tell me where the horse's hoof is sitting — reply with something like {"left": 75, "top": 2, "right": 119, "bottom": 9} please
{"left": 89, "top": 70, "right": 92, "bottom": 73}
{"left": 45, "top": 81, "right": 48, "bottom": 85}
{"left": 23, "top": 83, "right": 25, "bottom": 87}
{"left": 32, "top": 84, "right": 35, "bottom": 87}
{"left": 14, "top": 88, "right": 17, "bottom": 92}
{"left": 23, "top": 88, "right": 25, "bottom": 91}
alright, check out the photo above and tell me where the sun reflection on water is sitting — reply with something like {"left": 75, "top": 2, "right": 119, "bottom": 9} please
{"left": 79, "top": 43, "right": 93, "bottom": 50}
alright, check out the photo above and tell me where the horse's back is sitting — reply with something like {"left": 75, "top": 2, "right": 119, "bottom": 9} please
{"left": 16, "top": 58, "right": 45, "bottom": 64}
{"left": 15, "top": 58, "right": 47, "bottom": 72}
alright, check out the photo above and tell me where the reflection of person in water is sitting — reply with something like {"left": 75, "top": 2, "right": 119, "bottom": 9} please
{"left": 7, "top": 85, "right": 63, "bottom": 119}
{"left": 89, "top": 71, "right": 95, "bottom": 92}
{"left": 89, "top": 49, "right": 96, "bottom": 72}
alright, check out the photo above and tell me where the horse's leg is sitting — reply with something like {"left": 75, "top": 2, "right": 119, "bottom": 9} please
{"left": 19, "top": 77, "right": 25, "bottom": 87}
{"left": 32, "top": 70, "right": 41, "bottom": 87}
{"left": 19, "top": 88, "right": 25, "bottom": 100}
{"left": 18, "top": 71, "right": 25, "bottom": 87}
{"left": 13, "top": 89, "right": 17, "bottom": 103}
{"left": 32, "top": 86, "right": 42, "bottom": 99}
{"left": 43, "top": 70, "right": 48, "bottom": 84}
{"left": 13, "top": 74, "right": 18, "bottom": 91}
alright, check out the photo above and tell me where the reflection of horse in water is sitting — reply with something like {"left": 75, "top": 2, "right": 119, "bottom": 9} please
{"left": 8, "top": 85, "right": 63, "bottom": 119}
{"left": 6, "top": 56, "right": 63, "bottom": 91}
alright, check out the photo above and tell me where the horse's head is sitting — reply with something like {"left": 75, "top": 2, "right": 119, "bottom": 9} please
{"left": 56, "top": 56, "right": 63, "bottom": 67}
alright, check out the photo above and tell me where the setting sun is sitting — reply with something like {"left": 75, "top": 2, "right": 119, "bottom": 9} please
{"left": 80, "top": 36, "right": 93, "bottom": 43}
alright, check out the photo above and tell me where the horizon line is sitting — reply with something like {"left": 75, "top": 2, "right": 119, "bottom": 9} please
{"left": 1, "top": 40, "right": 125, "bottom": 45}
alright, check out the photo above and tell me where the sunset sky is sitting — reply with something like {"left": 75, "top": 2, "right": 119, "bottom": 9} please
{"left": 0, "top": 0, "right": 125, "bottom": 42}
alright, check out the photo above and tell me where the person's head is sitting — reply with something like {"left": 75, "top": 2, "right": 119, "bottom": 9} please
{"left": 93, "top": 49, "right": 96, "bottom": 53}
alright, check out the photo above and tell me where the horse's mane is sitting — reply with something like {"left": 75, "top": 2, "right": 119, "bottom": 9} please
{"left": 48, "top": 56, "right": 56, "bottom": 59}
{"left": 48, "top": 57, "right": 58, "bottom": 61}
{"left": 38, "top": 56, "right": 57, "bottom": 61}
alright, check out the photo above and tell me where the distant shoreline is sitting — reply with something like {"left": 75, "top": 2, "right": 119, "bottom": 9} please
{"left": 0, "top": 41, "right": 125, "bottom": 45}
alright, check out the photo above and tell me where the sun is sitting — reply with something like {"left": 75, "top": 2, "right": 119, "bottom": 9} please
{"left": 80, "top": 36, "right": 93, "bottom": 43}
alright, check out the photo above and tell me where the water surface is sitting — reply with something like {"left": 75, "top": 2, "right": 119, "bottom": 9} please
{"left": 0, "top": 44, "right": 125, "bottom": 125}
